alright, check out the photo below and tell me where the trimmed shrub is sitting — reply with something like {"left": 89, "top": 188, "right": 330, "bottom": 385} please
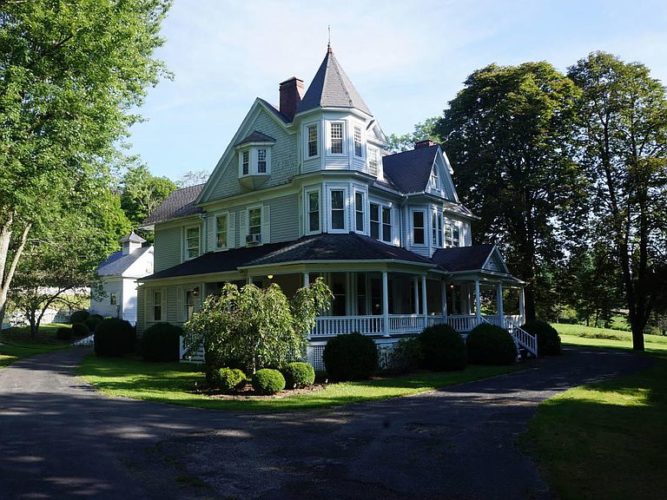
{"left": 521, "top": 320, "right": 561, "bottom": 355}
{"left": 323, "top": 332, "right": 378, "bottom": 381}
{"left": 70, "top": 310, "right": 90, "bottom": 324}
{"left": 141, "top": 322, "right": 182, "bottom": 362}
{"left": 252, "top": 368, "right": 285, "bottom": 395}
{"left": 282, "top": 362, "right": 315, "bottom": 389}
{"left": 388, "top": 337, "right": 423, "bottom": 374}
{"left": 56, "top": 326, "right": 73, "bottom": 340}
{"left": 84, "top": 314, "right": 104, "bottom": 332}
{"left": 418, "top": 324, "right": 467, "bottom": 371}
{"left": 216, "top": 367, "right": 247, "bottom": 392}
{"left": 72, "top": 322, "right": 90, "bottom": 338}
{"left": 467, "top": 323, "right": 517, "bottom": 365}
{"left": 94, "top": 318, "right": 135, "bottom": 357}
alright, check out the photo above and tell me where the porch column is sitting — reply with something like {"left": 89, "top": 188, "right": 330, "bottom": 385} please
{"left": 519, "top": 287, "right": 526, "bottom": 321}
{"left": 303, "top": 272, "right": 309, "bottom": 287}
{"left": 441, "top": 281, "right": 448, "bottom": 319}
{"left": 413, "top": 277, "right": 419, "bottom": 314}
{"left": 475, "top": 279, "right": 481, "bottom": 320}
{"left": 496, "top": 283, "right": 504, "bottom": 328}
{"left": 421, "top": 275, "right": 428, "bottom": 320}
{"left": 247, "top": 275, "right": 253, "bottom": 285}
{"left": 382, "top": 271, "right": 390, "bottom": 337}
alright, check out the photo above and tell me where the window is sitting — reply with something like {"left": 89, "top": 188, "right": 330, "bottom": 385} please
{"left": 429, "top": 167, "right": 439, "bottom": 189}
{"left": 330, "top": 122, "right": 344, "bottom": 154}
{"left": 368, "top": 147, "right": 379, "bottom": 176}
{"left": 185, "top": 290, "right": 195, "bottom": 321}
{"left": 216, "top": 213, "right": 228, "bottom": 249}
{"left": 432, "top": 212, "right": 437, "bottom": 245}
{"left": 242, "top": 150, "right": 249, "bottom": 175}
{"left": 307, "top": 190, "right": 320, "bottom": 233}
{"left": 437, "top": 213, "right": 443, "bottom": 247}
{"left": 370, "top": 203, "right": 391, "bottom": 242}
{"left": 110, "top": 293, "right": 117, "bottom": 306}
{"left": 307, "top": 124, "right": 318, "bottom": 157}
{"left": 257, "top": 149, "right": 267, "bottom": 173}
{"left": 248, "top": 207, "right": 261, "bottom": 236}
{"left": 185, "top": 226, "right": 200, "bottom": 259}
{"left": 413, "top": 211, "right": 425, "bottom": 245}
{"left": 445, "top": 219, "right": 460, "bottom": 247}
{"left": 331, "top": 273, "right": 346, "bottom": 316}
{"left": 354, "top": 126, "right": 363, "bottom": 157}
{"left": 330, "top": 190, "right": 345, "bottom": 230}
{"left": 355, "top": 192, "right": 364, "bottom": 232}
{"left": 153, "top": 290, "right": 162, "bottom": 321}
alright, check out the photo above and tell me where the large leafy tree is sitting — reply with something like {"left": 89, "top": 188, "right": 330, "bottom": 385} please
{"left": 568, "top": 52, "right": 667, "bottom": 350}
{"left": 0, "top": 0, "right": 171, "bottom": 324}
{"left": 436, "top": 62, "right": 585, "bottom": 320}
{"left": 386, "top": 117, "right": 441, "bottom": 153}
{"left": 120, "top": 163, "right": 176, "bottom": 228}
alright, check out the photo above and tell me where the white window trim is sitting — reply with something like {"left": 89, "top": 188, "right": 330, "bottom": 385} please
{"left": 304, "top": 187, "right": 322, "bottom": 235}
{"left": 353, "top": 125, "right": 365, "bottom": 158}
{"left": 353, "top": 189, "right": 366, "bottom": 234}
{"left": 150, "top": 287, "right": 166, "bottom": 323}
{"left": 238, "top": 145, "right": 272, "bottom": 177}
{"left": 216, "top": 212, "right": 230, "bottom": 250}
{"left": 369, "top": 200, "right": 393, "bottom": 243}
{"left": 411, "top": 209, "right": 427, "bottom": 247}
{"left": 304, "top": 122, "right": 320, "bottom": 160}
{"left": 327, "top": 121, "right": 346, "bottom": 156}
{"left": 247, "top": 205, "right": 263, "bottom": 237}
{"left": 183, "top": 224, "right": 201, "bottom": 261}
{"left": 327, "top": 186, "right": 349, "bottom": 233}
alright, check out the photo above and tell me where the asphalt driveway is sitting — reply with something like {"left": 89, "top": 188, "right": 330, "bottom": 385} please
{"left": 0, "top": 346, "right": 652, "bottom": 499}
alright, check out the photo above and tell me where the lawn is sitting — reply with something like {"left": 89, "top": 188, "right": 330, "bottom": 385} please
{"left": 78, "top": 355, "right": 523, "bottom": 411}
{"left": 0, "top": 323, "right": 71, "bottom": 368}
{"left": 523, "top": 324, "right": 667, "bottom": 499}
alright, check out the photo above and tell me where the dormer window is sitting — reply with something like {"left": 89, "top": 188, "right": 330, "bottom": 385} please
{"left": 330, "top": 122, "right": 344, "bottom": 154}
{"left": 235, "top": 131, "right": 275, "bottom": 188}
{"left": 242, "top": 151, "right": 250, "bottom": 175}
{"left": 257, "top": 149, "right": 267, "bottom": 173}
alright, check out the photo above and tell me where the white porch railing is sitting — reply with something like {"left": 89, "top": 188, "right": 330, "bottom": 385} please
{"left": 446, "top": 315, "right": 484, "bottom": 332}
{"left": 311, "top": 315, "right": 385, "bottom": 337}
{"left": 509, "top": 325, "right": 538, "bottom": 357}
{"left": 389, "top": 314, "right": 427, "bottom": 334}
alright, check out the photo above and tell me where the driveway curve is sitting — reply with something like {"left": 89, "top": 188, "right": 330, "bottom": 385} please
{"left": 0, "top": 346, "right": 651, "bottom": 499}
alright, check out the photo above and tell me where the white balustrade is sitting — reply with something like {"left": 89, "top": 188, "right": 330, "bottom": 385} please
{"left": 447, "top": 315, "right": 484, "bottom": 332}
{"left": 311, "top": 315, "right": 385, "bottom": 337}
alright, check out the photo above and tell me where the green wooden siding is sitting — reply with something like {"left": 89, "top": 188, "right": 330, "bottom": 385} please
{"left": 154, "top": 225, "right": 181, "bottom": 272}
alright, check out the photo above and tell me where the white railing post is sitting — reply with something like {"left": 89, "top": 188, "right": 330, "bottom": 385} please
{"left": 382, "top": 271, "right": 390, "bottom": 337}
{"left": 519, "top": 287, "right": 526, "bottom": 322}
{"left": 496, "top": 282, "right": 504, "bottom": 328}
{"left": 303, "top": 272, "right": 309, "bottom": 287}
{"left": 475, "top": 280, "right": 481, "bottom": 321}
{"left": 421, "top": 275, "right": 428, "bottom": 325}
{"left": 441, "top": 280, "right": 448, "bottom": 318}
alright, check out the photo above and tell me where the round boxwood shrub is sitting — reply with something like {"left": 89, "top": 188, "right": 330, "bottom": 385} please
{"left": 387, "top": 337, "right": 423, "bottom": 374}
{"left": 71, "top": 322, "right": 90, "bottom": 338}
{"left": 84, "top": 314, "right": 104, "bottom": 332}
{"left": 323, "top": 332, "right": 378, "bottom": 381}
{"left": 252, "top": 368, "right": 285, "bottom": 395}
{"left": 141, "top": 322, "right": 182, "bottom": 362}
{"left": 467, "top": 323, "right": 517, "bottom": 365}
{"left": 521, "top": 320, "right": 561, "bottom": 355}
{"left": 216, "top": 367, "right": 247, "bottom": 392}
{"left": 56, "top": 326, "right": 73, "bottom": 340}
{"left": 418, "top": 324, "right": 467, "bottom": 371}
{"left": 282, "top": 362, "right": 315, "bottom": 389}
{"left": 94, "top": 318, "right": 135, "bottom": 357}
{"left": 70, "top": 310, "right": 89, "bottom": 324}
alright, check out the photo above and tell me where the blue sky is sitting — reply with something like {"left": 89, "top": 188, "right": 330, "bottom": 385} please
{"left": 129, "top": 0, "right": 667, "bottom": 181}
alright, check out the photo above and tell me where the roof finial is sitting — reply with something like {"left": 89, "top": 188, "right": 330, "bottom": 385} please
{"left": 327, "top": 25, "right": 332, "bottom": 53}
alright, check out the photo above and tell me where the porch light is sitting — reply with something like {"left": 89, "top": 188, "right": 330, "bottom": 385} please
{"left": 192, "top": 287, "right": 200, "bottom": 297}
{"left": 267, "top": 274, "right": 274, "bottom": 280}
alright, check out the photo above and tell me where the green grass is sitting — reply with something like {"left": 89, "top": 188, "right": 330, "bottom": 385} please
{"left": 78, "top": 355, "right": 523, "bottom": 411}
{"left": 0, "top": 323, "right": 71, "bottom": 368}
{"left": 523, "top": 324, "right": 667, "bottom": 499}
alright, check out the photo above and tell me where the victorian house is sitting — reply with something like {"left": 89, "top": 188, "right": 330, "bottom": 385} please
{"left": 138, "top": 47, "right": 535, "bottom": 367}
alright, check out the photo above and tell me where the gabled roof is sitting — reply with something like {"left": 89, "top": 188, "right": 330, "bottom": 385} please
{"left": 432, "top": 244, "right": 507, "bottom": 273}
{"left": 120, "top": 231, "right": 145, "bottom": 244}
{"left": 382, "top": 145, "right": 439, "bottom": 193}
{"left": 297, "top": 47, "right": 372, "bottom": 115}
{"left": 256, "top": 98, "right": 290, "bottom": 123}
{"left": 234, "top": 130, "right": 276, "bottom": 147}
{"left": 143, "top": 184, "right": 205, "bottom": 226}
{"left": 97, "top": 246, "right": 153, "bottom": 277}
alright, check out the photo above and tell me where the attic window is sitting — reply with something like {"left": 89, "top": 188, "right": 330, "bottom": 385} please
{"left": 429, "top": 166, "right": 439, "bottom": 189}
{"left": 238, "top": 147, "right": 272, "bottom": 178}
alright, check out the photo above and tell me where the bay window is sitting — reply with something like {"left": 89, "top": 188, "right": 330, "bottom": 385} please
{"left": 330, "top": 190, "right": 345, "bottom": 230}
{"left": 370, "top": 203, "right": 392, "bottom": 243}
{"left": 354, "top": 126, "right": 363, "bottom": 157}
{"left": 307, "top": 124, "right": 318, "bottom": 157}
{"left": 412, "top": 211, "right": 425, "bottom": 245}
{"left": 355, "top": 192, "right": 365, "bottom": 232}
{"left": 330, "top": 122, "right": 344, "bottom": 154}
{"left": 306, "top": 190, "right": 320, "bottom": 233}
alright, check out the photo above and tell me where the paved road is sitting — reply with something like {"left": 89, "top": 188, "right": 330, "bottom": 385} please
{"left": 0, "top": 347, "right": 652, "bottom": 499}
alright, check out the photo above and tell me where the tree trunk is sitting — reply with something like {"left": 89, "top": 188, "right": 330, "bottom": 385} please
{"left": 0, "top": 218, "right": 32, "bottom": 323}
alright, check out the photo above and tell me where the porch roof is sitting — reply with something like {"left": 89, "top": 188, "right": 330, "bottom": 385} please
{"left": 141, "top": 233, "right": 432, "bottom": 282}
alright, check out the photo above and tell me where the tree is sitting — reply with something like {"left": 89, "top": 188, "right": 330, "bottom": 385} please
{"left": 568, "top": 52, "right": 667, "bottom": 350}
{"left": 183, "top": 279, "right": 332, "bottom": 374}
{"left": 386, "top": 117, "right": 441, "bottom": 153}
{"left": 10, "top": 185, "right": 131, "bottom": 337}
{"left": 436, "top": 62, "right": 585, "bottom": 320}
{"left": 120, "top": 163, "right": 176, "bottom": 228}
{"left": 0, "top": 0, "right": 171, "bottom": 324}
{"left": 176, "top": 169, "right": 209, "bottom": 188}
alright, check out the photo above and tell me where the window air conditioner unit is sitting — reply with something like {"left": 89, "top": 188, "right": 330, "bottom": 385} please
{"left": 246, "top": 233, "right": 261, "bottom": 245}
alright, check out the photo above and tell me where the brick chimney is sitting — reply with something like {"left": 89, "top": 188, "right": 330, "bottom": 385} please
{"left": 279, "top": 77, "right": 304, "bottom": 121}
{"left": 415, "top": 139, "right": 437, "bottom": 149}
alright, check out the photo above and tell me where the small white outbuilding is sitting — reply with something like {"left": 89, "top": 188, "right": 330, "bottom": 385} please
{"left": 90, "top": 232, "right": 154, "bottom": 325}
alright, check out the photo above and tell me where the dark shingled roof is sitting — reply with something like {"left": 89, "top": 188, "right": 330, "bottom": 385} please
{"left": 297, "top": 48, "right": 372, "bottom": 115}
{"left": 234, "top": 131, "right": 276, "bottom": 147}
{"left": 431, "top": 245, "right": 495, "bottom": 272}
{"left": 246, "top": 233, "right": 432, "bottom": 267}
{"left": 382, "top": 145, "right": 438, "bottom": 193}
{"left": 257, "top": 98, "right": 290, "bottom": 123}
{"left": 142, "top": 233, "right": 431, "bottom": 281}
{"left": 143, "top": 184, "right": 205, "bottom": 225}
